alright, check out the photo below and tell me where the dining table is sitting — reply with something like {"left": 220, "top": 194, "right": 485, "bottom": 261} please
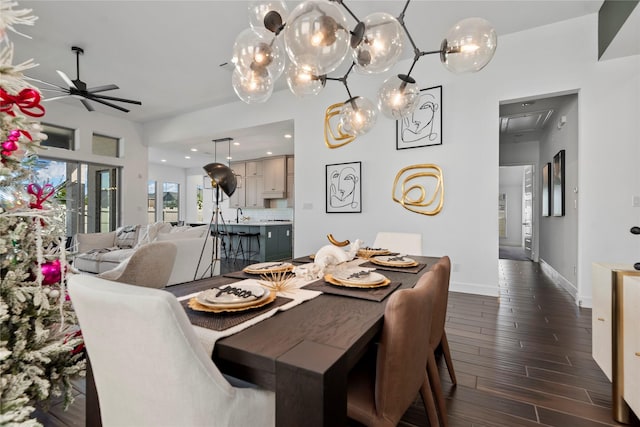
{"left": 85, "top": 255, "right": 440, "bottom": 427}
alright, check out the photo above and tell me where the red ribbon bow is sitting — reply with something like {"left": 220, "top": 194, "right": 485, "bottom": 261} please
{"left": 27, "top": 183, "right": 55, "bottom": 209}
{"left": 0, "top": 88, "right": 45, "bottom": 117}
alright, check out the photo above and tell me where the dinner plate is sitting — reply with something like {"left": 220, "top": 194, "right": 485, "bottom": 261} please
{"left": 324, "top": 274, "right": 391, "bottom": 289}
{"left": 357, "top": 247, "right": 391, "bottom": 258}
{"left": 189, "top": 290, "right": 276, "bottom": 313}
{"left": 202, "top": 284, "right": 265, "bottom": 304}
{"left": 332, "top": 269, "right": 386, "bottom": 286}
{"left": 370, "top": 255, "right": 418, "bottom": 267}
{"left": 243, "top": 262, "right": 294, "bottom": 274}
{"left": 196, "top": 284, "right": 270, "bottom": 309}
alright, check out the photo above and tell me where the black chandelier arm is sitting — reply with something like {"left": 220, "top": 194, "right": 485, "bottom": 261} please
{"left": 331, "top": 0, "right": 361, "bottom": 24}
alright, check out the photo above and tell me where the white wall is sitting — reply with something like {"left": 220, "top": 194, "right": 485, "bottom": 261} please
{"left": 143, "top": 14, "right": 640, "bottom": 301}
{"left": 36, "top": 101, "right": 148, "bottom": 226}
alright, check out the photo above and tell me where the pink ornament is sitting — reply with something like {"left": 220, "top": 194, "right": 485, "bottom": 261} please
{"left": 41, "top": 260, "right": 62, "bottom": 285}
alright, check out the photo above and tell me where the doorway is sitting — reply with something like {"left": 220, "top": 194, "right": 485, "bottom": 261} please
{"left": 499, "top": 165, "right": 533, "bottom": 261}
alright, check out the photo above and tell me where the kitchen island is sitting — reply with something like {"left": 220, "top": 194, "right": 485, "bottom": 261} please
{"left": 219, "top": 221, "right": 292, "bottom": 262}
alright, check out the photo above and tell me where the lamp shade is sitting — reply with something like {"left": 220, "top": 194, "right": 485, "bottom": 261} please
{"left": 377, "top": 74, "right": 420, "bottom": 119}
{"left": 339, "top": 96, "right": 377, "bottom": 136}
{"left": 248, "top": 1, "right": 288, "bottom": 32}
{"left": 353, "top": 12, "right": 404, "bottom": 74}
{"left": 286, "top": 63, "right": 325, "bottom": 97}
{"left": 232, "top": 66, "right": 274, "bottom": 104}
{"left": 203, "top": 163, "right": 237, "bottom": 197}
{"left": 440, "top": 17, "right": 497, "bottom": 73}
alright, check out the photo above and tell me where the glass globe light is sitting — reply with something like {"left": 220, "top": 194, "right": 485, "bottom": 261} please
{"left": 440, "top": 17, "right": 497, "bottom": 73}
{"left": 340, "top": 96, "right": 378, "bottom": 136}
{"left": 248, "top": 1, "right": 288, "bottom": 33}
{"left": 232, "top": 66, "right": 274, "bottom": 104}
{"left": 353, "top": 12, "right": 404, "bottom": 74}
{"left": 286, "top": 63, "right": 326, "bottom": 97}
{"left": 232, "top": 27, "right": 285, "bottom": 80}
{"left": 377, "top": 74, "right": 420, "bottom": 120}
{"left": 283, "top": 0, "right": 350, "bottom": 75}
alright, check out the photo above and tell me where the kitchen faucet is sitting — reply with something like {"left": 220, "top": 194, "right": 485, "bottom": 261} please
{"left": 236, "top": 207, "right": 243, "bottom": 223}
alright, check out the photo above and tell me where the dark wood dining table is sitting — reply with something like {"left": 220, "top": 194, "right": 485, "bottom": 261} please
{"left": 85, "top": 255, "right": 439, "bottom": 427}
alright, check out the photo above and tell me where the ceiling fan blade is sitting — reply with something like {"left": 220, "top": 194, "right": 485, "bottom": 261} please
{"left": 40, "top": 88, "right": 70, "bottom": 94}
{"left": 43, "top": 94, "right": 72, "bottom": 102}
{"left": 24, "top": 76, "right": 68, "bottom": 91}
{"left": 88, "top": 84, "right": 119, "bottom": 93}
{"left": 90, "top": 93, "right": 142, "bottom": 105}
{"left": 85, "top": 94, "right": 130, "bottom": 113}
{"left": 57, "top": 70, "right": 76, "bottom": 89}
{"left": 81, "top": 99, "right": 95, "bottom": 112}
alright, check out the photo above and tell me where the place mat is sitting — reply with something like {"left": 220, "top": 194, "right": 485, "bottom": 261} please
{"left": 181, "top": 296, "right": 293, "bottom": 331}
{"left": 291, "top": 255, "right": 315, "bottom": 264}
{"left": 359, "top": 261, "right": 427, "bottom": 274}
{"left": 302, "top": 279, "right": 401, "bottom": 302}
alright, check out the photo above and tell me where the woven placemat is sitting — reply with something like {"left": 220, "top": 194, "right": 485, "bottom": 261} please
{"left": 302, "top": 279, "right": 401, "bottom": 302}
{"left": 359, "top": 261, "right": 427, "bottom": 274}
{"left": 181, "top": 296, "right": 292, "bottom": 331}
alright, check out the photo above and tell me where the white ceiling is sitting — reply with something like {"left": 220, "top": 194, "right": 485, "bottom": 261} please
{"left": 11, "top": 0, "right": 604, "bottom": 166}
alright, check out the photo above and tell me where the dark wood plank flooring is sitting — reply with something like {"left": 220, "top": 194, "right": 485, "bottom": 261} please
{"left": 34, "top": 259, "right": 639, "bottom": 426}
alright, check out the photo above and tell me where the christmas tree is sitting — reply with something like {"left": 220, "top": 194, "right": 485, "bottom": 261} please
{"left": 0, "top": 1, "right": 86, "bottom": 425}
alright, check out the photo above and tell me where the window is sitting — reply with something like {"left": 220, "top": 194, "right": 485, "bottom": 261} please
{"left": 148, "top": 181, "right": 157, "bottom": 223}
{"left": 162, "top": 182, "right": 179, "bottom": 224}
{"left": 41, "top": 123, "right": 75, "bottom": 150}
{"left": 92, "top": 133, "right": 119, "bottom": 157}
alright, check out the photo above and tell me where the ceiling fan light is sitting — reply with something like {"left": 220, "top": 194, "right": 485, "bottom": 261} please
{"left": 377, "top": 74, "right": 420, "bottom": 120}
{"left": 285, "top": 63, "right": 325, "bottom": 97}
{"left": 248, "top": 1, "right": 289, "bottom": 32}
{"left": 440, "top": 17, "right": 497, "bottom": 73}
{"left": 232, "top": 66, "right": 274, "bottom": 104}
{"left": 339, "top": 96, "right": 377, "bottom": 136}
{"left": 283, "top": 0, "right": 350, "bottom": 75}
{"left": 353, "top": 12, "right": 404, "bottom": 75}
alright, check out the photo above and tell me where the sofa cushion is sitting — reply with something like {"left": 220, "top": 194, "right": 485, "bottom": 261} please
{"left": 115, "top": 225, "right": 140, "bottom": 249}
{"left": 75, "top": 248, "right": 135, "bottom": 274}
{"left": 157, "top": 227, "right": 208, "bottom": 240}
{"left": 136, "top": 221, "right": 173, "bottom": 247}
{"left": 76, "top": 231, "right": 116, "bottom": 253}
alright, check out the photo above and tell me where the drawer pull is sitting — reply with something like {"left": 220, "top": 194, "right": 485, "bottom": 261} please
{"left": 597, "top": 317, "right": 605, "bottom": 321}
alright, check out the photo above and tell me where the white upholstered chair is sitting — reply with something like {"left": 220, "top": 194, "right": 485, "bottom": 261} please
{"left": 373, "top": 232, "right": 423, "bottom": 256}
{"left": 68, "top": 275, "right": 275, "bottom": 427}
{"left": 97, "top": 241, "right": 177, "bottom": 288}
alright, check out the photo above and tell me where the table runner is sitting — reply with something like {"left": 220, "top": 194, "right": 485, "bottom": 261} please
{"left": 302, "top": 279, "right": 401, "bottom": 302}
{"left": 358, "top": 261, "right": 428, "bottom": 274}
{"left": 178, "top": 278, "right": 321, "bottom": 356}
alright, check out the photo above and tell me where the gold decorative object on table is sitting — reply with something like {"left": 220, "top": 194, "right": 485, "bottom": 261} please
{"left": 327, "top": 233, "right": 350, "bottom": 247}
{"left": 392, "top": 164, "right": 444, "bottom": 216}
{"left": 258, "top": 270, "right": 296, "bottom": 293}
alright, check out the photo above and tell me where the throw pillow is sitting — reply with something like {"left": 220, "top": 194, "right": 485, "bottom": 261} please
{"left": 157, "top": 227, "right": 207, "bottom": 240}
{"left": 115, "top": 225, "right": 140, "bottom": 249}
{"left": 76, "top": 231, "right": 117, "bottom": 253}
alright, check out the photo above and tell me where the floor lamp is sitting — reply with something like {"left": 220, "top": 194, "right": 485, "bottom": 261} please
{"left": 194, "top": 161, "right": 237, "bottom": 280}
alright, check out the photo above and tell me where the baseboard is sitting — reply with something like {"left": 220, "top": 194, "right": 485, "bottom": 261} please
{"left": 578, "top": 296, "right": 593, "bottom": 309}
{"left": 450, "top": 281, "right": 499, "bottom": 297}
{"left": 539, "top": 259, "right": 579, "bottom": 305}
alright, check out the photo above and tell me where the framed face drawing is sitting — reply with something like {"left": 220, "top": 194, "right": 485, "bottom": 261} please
{"left": 396, "top": 85, "right": 442, "bottom": 150}
{"left": 326, "top": 161, "right": 361, "bottom": 213}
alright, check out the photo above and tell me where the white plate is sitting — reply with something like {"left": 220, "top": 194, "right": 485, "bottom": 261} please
{"left": 332, "top": 269, "right": 386, "bottom": 286}
{"left": 201, "top": 284, "right": 265, "bottom": 305}
{"left": 371, "top": 255, "right": 416, "bottom": 266}
{"left": 243, "top": 262, "right": 293, "bottom": 273}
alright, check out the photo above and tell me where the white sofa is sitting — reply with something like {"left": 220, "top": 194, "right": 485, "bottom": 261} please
{"left": 73, "top": 222, "right": 220, "bottom": 286}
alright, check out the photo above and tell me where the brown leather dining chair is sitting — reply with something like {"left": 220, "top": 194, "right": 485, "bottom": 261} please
{"left": 424, "top": 256, "right": 457, "bottom": 427}
{"left": 346, "top": 270, "right": 440, "bottom": 427}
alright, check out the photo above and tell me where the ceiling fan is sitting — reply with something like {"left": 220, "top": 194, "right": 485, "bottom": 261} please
{"left": 32, "top": 46, "right": 142, "bottom": 113}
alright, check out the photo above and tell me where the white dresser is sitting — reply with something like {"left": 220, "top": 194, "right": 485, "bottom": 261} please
{"left": 592, "top": 263, "right": 640, "bottom": 423}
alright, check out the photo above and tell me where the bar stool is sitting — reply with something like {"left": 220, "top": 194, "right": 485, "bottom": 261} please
{"left": 214, "top": 229, "right": 237, "bottom": 259}
{"left": 235, "top": 231, "right": 261, "bottom": 261}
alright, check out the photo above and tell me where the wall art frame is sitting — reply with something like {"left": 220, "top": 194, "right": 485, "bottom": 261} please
{"left": 542, "top": 162, "right": 551, "bottom": 217}
{"left": 552, "top": 150, "right": 565, "bottom": 217}
{"left": 326, "top": 161, "right": 361, "bottom": 213}
{"left": 396, "top": 85, "right": 442, "bottom": 150}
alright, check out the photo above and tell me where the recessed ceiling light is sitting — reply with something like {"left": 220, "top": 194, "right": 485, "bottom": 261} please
{"left": 233, "top": 142, "right": 240, "bottom": 146}
{"left": 266, "top": 151, "right": 273, "bottom": 155}
{"left": 284, "top": 133, "right": 292, "bottom": 139}
{"left": 185, "top": 156, "right": 191, "bottom": 159}
{"left": 521, "top": 101, "right": 535, "bottom": 107}
{"left": 226, "top": 156, "right": 232, "bottom": 160}
{"left": 161, "top": 159, "right": 167, "bottom": 162}
{"left": 190, "top": 148, "right": 198, "bottom": 152}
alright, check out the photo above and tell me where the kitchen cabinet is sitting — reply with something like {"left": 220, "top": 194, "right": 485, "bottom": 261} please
{"left": 263, "top": 224, "right": 292, "bottom": 261}
{"left": 228, "top": 162, "right": 245, "bottom": 208}
{"left": 245, "top": 176, "right": 264, "bottom": 208}
{"left": 592, "top": 263, "right": 640, "bottom": 423}
{"left": 223, "top": 222, "right": 292, "bottom": 262}
{"left": 262, "top": 156, "right": 286, "bottom": 198}
{"left": 286, "top": 156, "right": 294, "bottom": 208}
{"left": 245, "top": 160, "right": 262, "bottom": 177}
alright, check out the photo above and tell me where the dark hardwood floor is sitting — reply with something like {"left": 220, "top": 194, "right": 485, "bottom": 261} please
{"left": 34, "top": 259, "right": 637, "bottom": 426}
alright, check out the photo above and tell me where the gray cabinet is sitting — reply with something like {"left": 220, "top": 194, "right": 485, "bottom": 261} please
{"left": 245, "top": 176, "right": 264, "bottom": 208}
{"left": 229, "top": 162, "right": 245, "bottom": 208}
{"left": 286, "top": 156, "right": 294, "bottom": 208}
{"left": 262, "top": 156, "right": 286, "bottom": 198}
{"left": 263, "top": 224, "right": 292, "bottom": 261}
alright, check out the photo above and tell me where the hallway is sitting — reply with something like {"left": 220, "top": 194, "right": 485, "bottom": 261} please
{"left": 35, "top": 260, "right": 632, "bottom": 426}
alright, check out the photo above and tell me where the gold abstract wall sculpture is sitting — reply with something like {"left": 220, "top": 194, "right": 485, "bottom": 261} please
{"left": 324, "top": 103, "right": 356, "bottom": 149}
{"left": 392, "top": 164, "right": 444, "bottom": 216}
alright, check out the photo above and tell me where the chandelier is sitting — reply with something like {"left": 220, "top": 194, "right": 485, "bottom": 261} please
{"left": 231, "top": 0, "right": 497, "bottom": 138}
